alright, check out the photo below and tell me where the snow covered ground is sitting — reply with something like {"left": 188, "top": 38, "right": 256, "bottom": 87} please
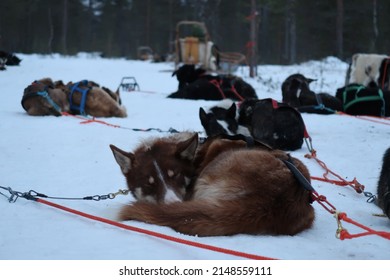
{"left": 0, "top": 53, "right": 389, "bottom": 263}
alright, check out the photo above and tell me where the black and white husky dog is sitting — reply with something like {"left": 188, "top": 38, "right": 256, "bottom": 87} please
{"left": 199, "top": 99, "right": 250, "bottom": 137}
{"left": 199, "top": 98, "right": 305, "bottom": 151}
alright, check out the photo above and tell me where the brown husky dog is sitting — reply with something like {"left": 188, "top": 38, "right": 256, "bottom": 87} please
{"left": 110, "top": 133, "right": 315, "bottom": 236}
{"left": 21, "top": 78, "right": 70, "bottom": 116}
{"left": 63, "top": 80, "right": 127, "bottom": 118}
{"left": 22, "top": 78, "right": 126, "bottom": 118}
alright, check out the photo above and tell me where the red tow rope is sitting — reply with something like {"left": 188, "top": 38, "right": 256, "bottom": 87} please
{"left": 35, "top": 198, "right": 276, "bottom": 260}
{"left": 337, "top": 111, "right": 390, "bottom": 126}
{"left": 311, "top": 190, "right": 390, "bottom": 241}
{"left": 62, "top": 112, "right": 120, "bottom": 128}
{"left": 208, "top": 79, "right": 245, "bottom": 101}
{"left": 305, "top": 150, "right": 365, "bottom": 194}
{"left": 336, "top": 212, "right": 390, "bottom": 240}
{"left": 61, "top": 112, "right": 179, "bottom": 133}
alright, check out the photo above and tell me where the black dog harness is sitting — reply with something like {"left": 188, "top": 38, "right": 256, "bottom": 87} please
{"left": 204, "top": 133, "right": 316, "bottom": 203}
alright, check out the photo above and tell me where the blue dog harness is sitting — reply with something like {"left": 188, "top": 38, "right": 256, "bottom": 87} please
{"left": 35, "top": 90, "right": 62, "bottom": 113}
{"left": 68, "top": 80, "right": 91, "bottom": 115}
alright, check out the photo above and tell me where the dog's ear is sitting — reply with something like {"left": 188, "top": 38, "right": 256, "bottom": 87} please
{"left": 227, "top": 102, "right": 237, "bottom": 119}
{"left": 176, "top": 133, "right": 199, "bottom": 161}
{"left": 199, "top": 107, "right": 208, "bottom": 126}
{"left": 306, "top": 78, "right": 317, "bottom": 84}
{"left": 110, "top": 144, "right": 135, "bottom": 175}
{"left": 195, "top": 67, "right": 206, "bottom": 77}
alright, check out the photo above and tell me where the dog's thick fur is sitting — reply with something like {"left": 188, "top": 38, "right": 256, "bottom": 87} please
{"left": 377, "top": 147, "right": 390, "bottom": 219}
{"left": 21, "top": 78, "right": 69, "bottom": 116}
{"left": 112, "top": 133, "right": 315, "bottom": 236}
{"left": 238, "top": 98, "right": 305, "bottom": 151}
{"left": 21, "top": 78, "right": 127, "bottom": 118}
{"left": 347, "top": 53, "right": 388, "bottom": 88}
{"left": 64, "top": 81, "right": 127, "bottom": 118}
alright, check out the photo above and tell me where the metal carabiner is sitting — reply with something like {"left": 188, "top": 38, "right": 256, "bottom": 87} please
{"left": 8, "top": 188, "right": 24, "bottom": 203}
{"left": 109, "top": 189, "right": 130, "bottom": 199}
{"left": 363, "top": 191, "right": 377, "bottom": 203}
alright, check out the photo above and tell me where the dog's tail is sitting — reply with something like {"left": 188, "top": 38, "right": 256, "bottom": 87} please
{"left": 119, "top": 200, "right": 255, "bottom": 236}
{"left": 118, "top": 197, "right": 314, "bottom": 236}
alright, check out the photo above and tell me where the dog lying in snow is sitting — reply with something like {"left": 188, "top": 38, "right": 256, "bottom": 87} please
{"left": 199, "top": 98, "right": 305, "bottom": 151}
{"left": 110, "top": 132, "right": 315, "bottom": 236}
{"left": 21, "top": 78, "right": 127, "bottom": 118}
{"left": 281, "top": 73, "right": 343, "bottom": 114}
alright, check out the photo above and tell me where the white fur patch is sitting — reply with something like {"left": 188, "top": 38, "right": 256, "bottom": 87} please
{"left": 134, "top": 187, "right": 142, "bottom": 199}
{"left": 236, "top": 125, "right": 251, "bottom": 137}
{"left": 184, "top": 176, "right": 192, "bottom": 186}
{"left": 349, "top": 53, "right": 388, "bottom": 86}
{"left": 193, "top": 178, "right": 246, "bottom": 203}
{"left": 296, "top": 88, "right": 301, "bottom": 98}
{"left": 193, "top": 180, "right": 226, "bottom": 201}
{"left": 216, "top": 120, "right": 230, "bottom": 134}
{"left": 167, "top": 170, "right": 175, "bottom": 178}
{"left": 164, "top": 188, "right": 182, "bottom": 203}
{"left": 153, "top": 160, "right": 182, "bottom": 203}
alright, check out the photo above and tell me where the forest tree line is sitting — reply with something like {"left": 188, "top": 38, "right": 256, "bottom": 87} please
{"left": 0, "top": 0, "right": 389, "bottom": 64}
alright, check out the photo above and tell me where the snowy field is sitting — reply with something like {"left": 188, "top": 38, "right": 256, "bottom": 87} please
{"left": 0, "top": 53, "right": 389, "bottom": 262}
